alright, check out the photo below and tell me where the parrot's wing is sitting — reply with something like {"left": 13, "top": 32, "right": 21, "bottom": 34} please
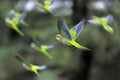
{"left": 7, "top": 10, "right": 15, "bottom": 19}
{"left": 57, "top": 17, "right": 72, "bottom": 40}
{"left": 31, "top": 38, "right": 41, "bottom": 46}
{"left": 37, "top": 65, "right": 46, "bottom": 70}
{"left": 14, "top": 53, "right": 31, "bottom": 66}
{"left": 69, "top": 20, "right": 84, "bottom": 40}
{"left": 106, "top": 14, "right": 113, "bottom": 23}
{"left": 18, "top": 12, "right": 26, "bottom": 21}
{"left": 46, "top": 45, "right": 54, "bottom": 50}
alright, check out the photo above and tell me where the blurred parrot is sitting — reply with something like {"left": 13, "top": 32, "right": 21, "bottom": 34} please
{"left": 14, "top": 53, "right": 46, "bottom": 75}
{"left": 31, "top": 42, "right": 54, "bottom": 59}
{"left": 56, "top": 17, "right": 89, "bottom": 50}
{"left": 35, "top": 0, "right": 52, "bottom": 12}
{"left": 5, "top": 10, "right": 28, "bottom": 36}
{"left": 88, "top": 14, "right": 114, "bottom": 33}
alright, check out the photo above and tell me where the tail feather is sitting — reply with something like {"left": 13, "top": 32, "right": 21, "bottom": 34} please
{"left": 70, "top": 40, "right": 91, "bottom": 50}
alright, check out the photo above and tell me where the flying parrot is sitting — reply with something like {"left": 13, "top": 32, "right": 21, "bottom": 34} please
{"left": 35, "top": 0, "right": 52, "bottom": 12}
{"left": 5, "top": 10, "right": 28, "bottom": 36}
{"left": 14, "top": 53, "right": 46, "bottom": 75}
{"left": 56, "top": 17, "right": 89, "bottom": 50}
{"left": 88, "top": 14, "right": 114, "bottom": 33}
{"left": 31, "top": 42, "right": 54, "bottom": 59}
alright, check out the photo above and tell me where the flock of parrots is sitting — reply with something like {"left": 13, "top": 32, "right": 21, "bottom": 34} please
{"left": 4, "top": 0, "right": 114, "bottom": 76}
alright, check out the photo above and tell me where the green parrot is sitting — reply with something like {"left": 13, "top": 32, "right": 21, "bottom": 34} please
{"left": 36, "top": 0, "right": 52, "bottom": 12}
{"left": 56, "top": 17, "right": 89, "bottom": 50}
{"left": 31, "top": 42, "right": 54, "bottom": 59}
{"left": 5, "top": 10, "right": 28, "bottom": 36}
{"left": 88, "top": 14, "right": 114, "bottom": 33}
{"left": 14, "top": 53, "right": 46, "bottom": 75}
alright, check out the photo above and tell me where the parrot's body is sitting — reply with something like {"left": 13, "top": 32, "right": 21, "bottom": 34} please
{"left": 88, "top": 15, "right": 114, "bottom": 33}
{"left": 36, "top": 0, "right": 51, "bottom": 12}
{"left": 56, "top": 17, "right": 89, "bottom": 50}
{"left": 5, "top": 10, "right": 28, "bottom": 36}
{"left": 31, "top": 42, "right": 54, "bottom": 59}
{"left": 14, "top": 53, "right": 46, "bottom": 75}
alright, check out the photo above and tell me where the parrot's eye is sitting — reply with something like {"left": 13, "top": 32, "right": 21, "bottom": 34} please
{"left": 56, "top": 34, "right": 61, "bottom": 40}
{"left": 56, "top": 34, "right": 61, "bottom": 38}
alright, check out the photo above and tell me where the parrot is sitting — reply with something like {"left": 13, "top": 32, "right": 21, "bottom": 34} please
{"left": 31, "top": 42, "right": 54, "bottom": 59}
{"left": 35, "top": 0, "right": 52, "bottom": 12}
{"left": 5, "top": 10, "right": 28, "bottom": 36}
{"left": 14, "top": 53, "right": 46, "bottom": 75}
{"left": 56, "top": 17, "right": 89, "bottom": 50}
{"left": 88, "top": 14, "right": 114, "bottom": 33}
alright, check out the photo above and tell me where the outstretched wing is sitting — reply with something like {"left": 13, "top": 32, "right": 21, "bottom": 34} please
{"left": 14, "top": 53, "right": 31, "bottom": 66}
{"left": 7, "top": 10, "right": 15, "bottom": 19}
{"left": 70, "top": 20, "right": 84, "bottom": 40}
{"left": 46, "top": 45, "right": 54, "bottom": 50}
{"left": 18, "top": 12, "right": 26, "bottom": 21}
{"left": 37, "top": 65, "right": 46, "bottom": 70}
{"left": 106, "top": 14, "right": 113, "bottom": 23}
{"left": 57, "top": 17, "right": 72, "bottom": 40}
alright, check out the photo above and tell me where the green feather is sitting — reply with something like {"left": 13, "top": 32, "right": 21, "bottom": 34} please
{"left": 68, "top": 40, "right": 90, "bottom": 50}
{"left": 39, "top": 45, "right": 53, "bottom": 59}
{"left": 5, "top": 18, "right": 24, "bottom": 36}
{"left": 102, "top": 24, "right": 114, "bottom": 33}
{"left": 31, "top": 43, "right": 53, "bottom": 59}
{"left": 69, "top": 29, "right": 76, "bottom": 40}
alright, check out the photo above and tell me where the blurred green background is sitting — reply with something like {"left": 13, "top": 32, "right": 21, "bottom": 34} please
{"left": 0, "top": 0, "right": 120, "bottom": 80}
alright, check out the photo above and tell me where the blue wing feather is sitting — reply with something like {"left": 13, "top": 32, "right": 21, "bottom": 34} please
{"left": 46, "top": 45, "right": 54, "bottom": 49}
{"left": 57, "top": 17, "right": 72, "bottom": 40}
{"left": 106, "top": 14, "right": 113, "bottom": 23}
{"left": 18, "top": 12, "right": 26, "bottom": 21}
{"left": 7, "top": 10, "right": 15, "bottom": 19}
{"left": 71, "top": 21, "right": 84, "bottom": 39}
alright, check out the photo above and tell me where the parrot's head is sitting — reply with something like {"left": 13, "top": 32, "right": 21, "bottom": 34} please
{"left": 30, "top": 42, "right": 39, "bottom": 50}
{"left": 23, "top": 63, "right": 30, "bottom": 70}
{"left": 56, "top": 34, "right": 62, "bottom": 41}
{"left": 56, "top": 34, "right": 68, "bottom": 44}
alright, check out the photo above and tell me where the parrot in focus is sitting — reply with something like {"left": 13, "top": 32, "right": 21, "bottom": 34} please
{"left": 88, "top": 14, "right": 114, "bottom": 33}
{"left": 14, "top": 53, "right": 46, "bottom": 75}
{"left": 56, "top": 17, "right": 89, "bottom": 50}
